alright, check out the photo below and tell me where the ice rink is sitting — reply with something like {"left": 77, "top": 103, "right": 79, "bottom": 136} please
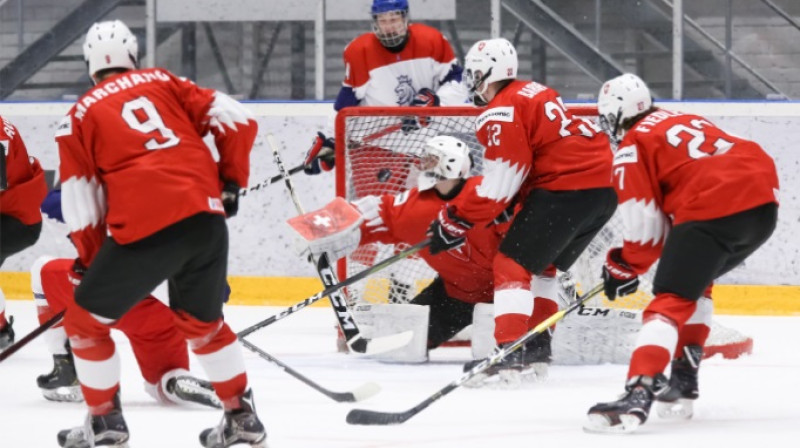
{"left": 1, "top": 299, "right": 799, "bottom": 447}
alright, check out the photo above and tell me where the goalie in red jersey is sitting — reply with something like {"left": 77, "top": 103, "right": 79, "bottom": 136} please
{"left": 293, "top": 135, "right": 509, "bottom": 355}
{"left": 428, "top": 38, "right": 617, "bottom": 384}
{"left": 585, "top": 74, "right": 778, "bottom": 434}
{"left": 55, "top": 20, "right": 265, "bottom": 448}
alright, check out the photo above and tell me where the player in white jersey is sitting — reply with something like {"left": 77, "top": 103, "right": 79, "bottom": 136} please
{"left": 303, "top": 0, "right": 468, "bottom": 175}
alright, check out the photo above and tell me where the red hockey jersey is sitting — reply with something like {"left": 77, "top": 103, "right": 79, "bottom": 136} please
{"left": 613, "top": 109, "right": 779, "bottom": 273}
{"left": 57, "top": 68, "right": 257, "bottom": 265}
{"left": 454, "top": 80, "right": 613, "bottom": 224}
{"left": 0, "top": 115, "right": 47, "bottom": 225}
{"left": 358, "top": 177, "right": 507, "bottom": 304}
{"left": 343, "top": 23, "right": 459, "bottom": 106}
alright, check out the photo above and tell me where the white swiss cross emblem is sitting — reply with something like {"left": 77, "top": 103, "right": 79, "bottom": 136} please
{"left": 313, "top": 215, "right": 332, "bottom": 228}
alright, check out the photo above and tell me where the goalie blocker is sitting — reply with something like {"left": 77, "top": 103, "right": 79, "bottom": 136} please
{"left": 287, "top": 197, "right": 364, "bottom": 262}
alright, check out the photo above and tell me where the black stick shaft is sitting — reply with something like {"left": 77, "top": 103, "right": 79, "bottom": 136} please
{"left": 0, "top": 310, "right": 65, "bottom": 362}
{"left": 239, "top": 164, "right": 305, "bottom": 197}
{"left": 239, "top": 337, "right": 357, "bottom": 402}
{"left": 235, "top": 239, "right": 429, "bottom": 339}
{"left": 346, "top": 283, "right": 604, "bottom": 425}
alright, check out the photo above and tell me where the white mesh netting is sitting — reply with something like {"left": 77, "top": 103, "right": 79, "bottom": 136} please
{"left": 335, "top": 106, "right": 752, "bottom": 360}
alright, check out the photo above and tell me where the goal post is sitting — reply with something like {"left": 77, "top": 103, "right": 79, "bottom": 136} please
{"left": 334, "top": 105, "right": 752, "bottom": 361}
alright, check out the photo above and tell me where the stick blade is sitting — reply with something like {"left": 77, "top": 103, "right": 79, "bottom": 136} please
{"left": 346, "top": 408, "right": 413, "bottom": 425}
{"left": 348, "top": 382, "right": 381, "bottom": 402}
{"left": 347, "top": 330, "right": 414, "bottom": 355}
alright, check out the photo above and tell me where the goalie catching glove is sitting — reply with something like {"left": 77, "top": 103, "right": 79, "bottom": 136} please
{"left": 286, "top": 197, "right": 363, "bottom": 261}
{"left": 428, "top": 206, "right": 472, "bottom": 255}
{"left": 602, "top": 248, "right": 639, "bottom": 300}
{"left": 304, "top": 132, "right": 336, "bottom": 175}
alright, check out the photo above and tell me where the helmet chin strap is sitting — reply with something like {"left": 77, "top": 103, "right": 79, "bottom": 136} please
{"left": 469, "top": 67, "right": 493, "bottom": 106}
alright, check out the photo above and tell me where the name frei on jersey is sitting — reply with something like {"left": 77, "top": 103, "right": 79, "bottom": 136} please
{"left": 0, "top": 115, "right": 48, "bottom": 225}
{"left": 56, "top": 67, "right": 257, "bottom": 266}
{"left": 454, "top": 80, "right": 613, "bottom": 224}
{"left": 611, "top": 109, "right": 779, "bottom": 273}
{"left": 342, "top": 23, "right": 465, "bottom": 107}
{"left": 358, "top": 177, "right": 507, "bottom": 303}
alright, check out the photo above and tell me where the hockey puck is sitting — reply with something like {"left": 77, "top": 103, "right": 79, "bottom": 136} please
{"left": 377, "top": 168, "right": 392, "bottom": 182}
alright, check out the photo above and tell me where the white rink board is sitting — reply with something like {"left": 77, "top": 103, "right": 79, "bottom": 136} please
{"left": 0, "top": 101, "right": 798, "bottom": 284}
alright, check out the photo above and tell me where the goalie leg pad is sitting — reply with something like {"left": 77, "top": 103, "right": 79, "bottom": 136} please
{"left": 353, "top": 304, "right": 429, "bottom": 363}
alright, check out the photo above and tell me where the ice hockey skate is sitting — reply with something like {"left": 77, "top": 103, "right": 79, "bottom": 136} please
{"left": 165, "top": 374, "right": 222, "bottom": 409}
{"left": 584, "top": 375, "right": 666, "bottom": 434}
{"left": 37, "top": 349, "right": 83, "bottom": 403}
{"left": 656, "top": 345, "right": 702, "bottom": 419}
{"left": 464, "top": 331, "right": 552, "bottom": 389}
{"left": 0, "top": 316, "right": 15, "bottom": 351}
{"left": 199, "top": 389, "right": 267, "bottom": 448}
{"left": 57, "top": 392, "right": 129, "bottom": 447}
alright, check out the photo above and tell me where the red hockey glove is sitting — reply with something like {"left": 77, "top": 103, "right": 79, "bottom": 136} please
{"left": 221, "top": 181, "right": 240, "bottom": 218}
{"left": 601, "top": 248, "right": 639, "bottom": 301}
{"left": 410, "top": 88, "right": 440, "bottom": 108}
{"left": 428, "top": 206, "right": 472, "bottom": 255}
{"left": 303, "top": 132, "right": 336, "bottom": 175}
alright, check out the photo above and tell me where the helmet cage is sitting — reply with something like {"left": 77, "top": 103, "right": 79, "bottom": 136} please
{"left": 417, "top": 136, "right": 472, "bottom": 191}
{"left": 372, "top": 10, "right": 409, "bottom": 48}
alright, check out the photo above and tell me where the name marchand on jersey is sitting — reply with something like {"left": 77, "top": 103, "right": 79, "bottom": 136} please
{"left": 73, "top": 69, "right": 173, "bottom": 121}
{"left": 476, "top": 106, "right": 515, "bottom": 130}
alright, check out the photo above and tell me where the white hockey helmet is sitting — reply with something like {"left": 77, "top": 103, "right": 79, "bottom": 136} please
{"left": 597, "top": 73, "right": 653, "bottom": 140}
{"left": 464, "top": 38, "right": 518, "bottom": 105}
{"left": 83, "top": 20, "right": 138, "bottom": 79}
{"left": 417, "top": 135, "right": 472, "bottom": 191}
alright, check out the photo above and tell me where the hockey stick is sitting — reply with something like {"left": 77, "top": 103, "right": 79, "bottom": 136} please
{"left": 236, "top": 238, "right": 429, "bottom": 340}
{"left": 267, "top": 133, "right": 413, "bottom": 355}
{"left": 0, "top": 310, "right": 65, "bottom": 363}
{"left": 238, "top": 337, "right": 379, "bottom": 402}
{"left": 345, "top": 283, "right": 605, "bottom": 425}
{"left": 239, "top": 163, "right": 304, "bottom": 197}
{"left": 348, "top": 116, "right": 432, "bottom": 149}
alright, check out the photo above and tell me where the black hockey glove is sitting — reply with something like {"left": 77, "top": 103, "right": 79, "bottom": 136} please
{"left": 304, "top": 132, "right": 336, "bottom": 175}
{"left": 69, "top": 258, "right": 87, "bottom": 286}
{"left": 601, "top": 248, "right": 639, "bottom": 300}
{"left": 221, "top": 181, "right": 240, "bottom": 218}
{"left": 428, "top": 206, "right": 472, "bottom": 255}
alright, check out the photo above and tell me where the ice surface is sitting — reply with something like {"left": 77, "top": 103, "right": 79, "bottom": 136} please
{"left": 1, "top": 300, "right": 799, "bottom": 447}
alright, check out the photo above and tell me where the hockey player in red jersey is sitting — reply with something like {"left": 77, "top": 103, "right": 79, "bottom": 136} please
{"left": 428, "top": 38, "right": 617, "bottom": 384}
{"left": 55, "top": 20, "right": 265, "bottom": 448}
{"left": 585, "top": 74, "right": 779, "bottom": 434}
{"left": 31, "top": 255, "right": 221, "bottom": 409}
{"left": 303, "top": 0, "right": 468, "bottom": 176}
{"left": 301, "top": 136, "right": 508, "bottom": 352}
{"left": 0, "top": 115, "right": 48, "bottom": 351}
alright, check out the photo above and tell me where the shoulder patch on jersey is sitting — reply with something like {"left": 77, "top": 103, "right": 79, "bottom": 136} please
{"left": 55, "top": 116, "right": 72, "bottom": 138}
{"left": 613, "top": 145, "right": 637, "bottom": 166}
{"left": 476, "top": 106, "right": 515, "bottom": 130}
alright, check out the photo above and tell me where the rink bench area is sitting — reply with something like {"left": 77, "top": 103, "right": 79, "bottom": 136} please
{"left": 1, "top": 272, "right": 798, "bottom": 316}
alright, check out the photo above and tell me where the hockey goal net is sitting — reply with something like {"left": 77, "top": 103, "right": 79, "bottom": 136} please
{"left": 334, "top": 106, "right": 752, "bottom": 361}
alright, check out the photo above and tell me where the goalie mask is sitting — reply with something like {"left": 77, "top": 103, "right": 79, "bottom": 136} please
{"left": 597, "top": 73, "right": 653, "bottom": 143}
{"left": 83, "top": 20, "right": 138, "bottom": 81}
{"left": 464, "top": 38, "right": 518, "bottom": 106}
{"left": 418, "top": 135, "right": 472, "bottom": 191}
{"left": 371, "top": 0, "right": 409, "bottom": 49}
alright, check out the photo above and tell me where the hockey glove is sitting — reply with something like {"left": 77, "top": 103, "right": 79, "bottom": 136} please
{"left": 410, "top": 88, "right": 440, "bottom": 108}
{"left": 221, "top": 181, "right": 240, "bottom": 218}
{"left": 601, "top": 248, "right": 639, "bottom": 301}
{"left": 428, "top": 206, "right": 472, "bottom": 255}
{"left": 69, "top": 258, "right": 87, "bottom": 286}
{"left": 303, "top": 132, "right": 336, "bottom": 175}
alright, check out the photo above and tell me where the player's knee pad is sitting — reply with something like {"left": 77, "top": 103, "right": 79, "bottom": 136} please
{"left": 493, "top": 252, "right": 532, "bottom": 287}
{"left": 173, "top": 311, "right": 236, "bottom": 354}
{"left": 64, "top": 304, "right": 115, "bottom": 359}
{"left": 644, "top": 293, "right": 699, "bottom": 330}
